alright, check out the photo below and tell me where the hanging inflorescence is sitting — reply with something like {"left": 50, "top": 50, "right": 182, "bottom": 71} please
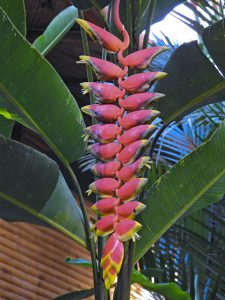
{"left": 76, "top": 0, "right": 167, "bottom": 289}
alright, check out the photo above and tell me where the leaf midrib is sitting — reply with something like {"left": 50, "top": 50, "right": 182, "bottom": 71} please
{"left": 165, "top": 80, "right": 225, "bottom": 123}
{"left": 39, "top": 17, "right": 76, "bottom": 56}
{"left": 0, "top": 191, "right": 86, "bottom": 247}
{"left": 0, "top": 82, "right": 68, "bottom": 166}
{"left": 136, "top": 165, "right": 225, "bottom": 261}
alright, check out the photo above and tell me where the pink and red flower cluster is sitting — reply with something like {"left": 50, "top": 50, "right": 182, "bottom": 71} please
{"left": 77, "top": 0, "right": 167, "bottom": 289}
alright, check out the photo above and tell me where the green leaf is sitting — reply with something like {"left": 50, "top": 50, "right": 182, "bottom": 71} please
{"left": 155, "top": 41, "right": 225, "bottom": 123}
{"left": 0, "top": 0, "right": 26, "bottom": 35}
{"left": 64, "top": 258, "right": 92, "bottom": 268}
{"left": 33, "top": 6, "right": 78, "bottom": 56}
{"left": 131, "top": 270, "right": 191, "bottom": 300}
{"left": 202, "top": 19, "right": 225, "bottom": 76}
{"left": 140, "top": 268, "right": 163, "bottom": 279}
{"left": 141, "top": 0, "right": 186, "bottom": 30}
{"left": 0, "top": 115, "right": 13, "bottom": 137}
{"left": 71, "top": 0, "right": 111, "bottom": 10}
{"left": 54, "top": 288, "right": 94, "bottom": 300}
{"left": 0, "top": 135, "right": 86, "bottom": 246}
{"left": 135, "top": 120, "right": 225, "bottom": 261}
{"left": 0, "top": 8, "right": 86, "bottom": 163}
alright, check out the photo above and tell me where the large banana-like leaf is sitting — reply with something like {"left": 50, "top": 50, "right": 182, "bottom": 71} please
{"left": 71, "top": 0, "right": 111, "bottom": 10}
{"left": 140, "top": 0, "right": 186, "bottom": 31}
{"left": 0, "top": 0, "right": 26, "bottom": 35}
{"left": 0, "top": 7, "right": 86, "bottom": 163}
{"left": 202, "top": 19, "right": 225, "bottom": 76}
{"left": 131, "top": 270, "right": 191, "bottom": 300}
{"left": 0, "top": 135, "right": 86, "bottom": 246}
{"left": 155, "top": 20, "right": 225, "bottom": 124}
{"left": 0, "top": 0, "right": 26, "bottom": 135}
{"left": 33, "top": 6, "right": 78, "bottom": 56}
{"left": 135, "top": 120, "right": 225, "bottom": 261}
{"left": 0, "top": 116, "right": 13, "bottom": 137}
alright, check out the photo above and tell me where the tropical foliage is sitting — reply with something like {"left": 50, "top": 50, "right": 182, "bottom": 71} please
{"left": 0, "top": 0, "right": 224, "bottom": 299}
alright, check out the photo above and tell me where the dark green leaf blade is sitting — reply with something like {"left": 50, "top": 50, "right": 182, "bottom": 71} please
{"left": 0, "top": 135, "right": 86, "bottom": 246}
{"left": 71, "top": 0, "right": 111, "bottom": 10}
{"left": 131, "top": 270, "right": 191, "bottom": 300}
{"left": 0, "top": 116, "right": 13, "bottom": 137}
{"left": 140, "top": 268, "right": 163, "bottom": 279}
{"left": 54, "top": 288, "right": 94, "bottom": 300}
{"left": 135, "top": 121, "right": 225, "bottom": 261}
{"left": 33, "top": 6, "right": 78, "bottom": 56}
{"left": 0, "top": 0, "right": 26, "bottom": 35}
{"left": 141, "top": 0, "right": 186, "bottom": 30}
{"left": 0, "top": 8, "right": 86, "bottom": 163}
{"left": 154, "top": 41, "right": 225, "bottom": 123}
{"left": 202, "top": 19, "right": 225, "bottom": 76}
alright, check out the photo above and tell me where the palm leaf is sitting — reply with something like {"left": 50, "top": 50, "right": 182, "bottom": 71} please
{"left": 135, "top": 120, "right": 225, "bottom": 261}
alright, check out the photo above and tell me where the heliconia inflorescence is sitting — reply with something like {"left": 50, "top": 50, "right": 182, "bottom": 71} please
{"left": 76, "top": 0, "right": 167, "bottom": 289}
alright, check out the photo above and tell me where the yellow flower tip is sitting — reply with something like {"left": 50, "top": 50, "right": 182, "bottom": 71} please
{"left": 80, "top": 82, "right": 90, "bottom": 94}
{"left": 105, "top": 278, "right": 111, "bottom": 290}
{"left": 76, "top": 18, "right": 95, "bottom": 40}
{"left": 80, "top": 82, "right": 89, "bottom": 89}
{"left": 86, "top": 189, "right": 92, "bottom": 196}
{"left": 83, "top": 134, "right": 89, "bottom": 142}
{"left": 152, "top": 93, "right": 165, "bottom": 101}
{"left": 79, "top": 55, "right": 90, "bottom": 61}
{"left": 155, "top": 72, "right": 167, "bottom": 80}
{"left": 145, "top": 163, "right": 151, "bottom": 170}
{"left": 90, "top": 203, "right": 98, "bottom": 214}
{"left": 132, "top": 232, "right": 141, "bottom": 242}
{"left": 90, "top": 224, "right": 96, "bottom": 232}
{"left": 77, "top": 55, "right": 90, "bottom": 64}
{"left": 163, "top": 46, "right": 170, "bottom": 51}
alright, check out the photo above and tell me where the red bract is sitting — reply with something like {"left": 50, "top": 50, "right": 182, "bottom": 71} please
{"left": 116, "top": 140, "right": 149, "bottom": 165}
{"left": 76, "top": 19, "right": 123, "bottom": 53}
{"left": 117, "top": 124, "right": 157, "bottom": 146}
{"left": 78, "top": 56, "right": 125, "bottom": 81}
{"left": 91, "top": 215, "right": 117, "bottom": 236}
{"left": 116, "top": 157, "right": 151, "bottom": 182}
{"left": 92, "top": 161, "right": 121, "bottom": 178}
{"left": 81, "top": 104, "right": 123, "bottom": 123}
{"left": 88, "top": 178, "right": 120, "bottom": 196}
{"left": 118, "top": 46, "right": 168, "bottom": 69}
{"left": 119, "top": 72, "right": 167, "bottom": 93}
{"left": 77, "top": 0, "right": 166, "bottom": 289}
{"left": 114, "top": 220, "right": 142, "bottom": 241}
{"left": 88, "top": 142, "right": 122, "bottom": 161}
{"left": 81, "top": 82, "right": 125, "bottom": 103}
{"left": 101, "top": 233, "right": 124, "bottom": 288}
{"left": 116, "top": 178, "right": 148, "bottom": 202}
{"left": 85, "top": 124, "right": 122, "bottom": 143}
{"left": 115, "top": 201, "right": 146, "bottom": 219}
{"left": 91, "top": 198, "right": 121, "bottom": 216}
{"left": 119, "top": 92, "right": 164, "bottom": 111}
{"left": 118, "top": 110, "right": 160, "bottom": 129}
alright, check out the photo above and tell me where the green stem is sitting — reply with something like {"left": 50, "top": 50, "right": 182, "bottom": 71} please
{"left": 142, "top": 0, "right": 156, "bottom": 49}
{"left": 78, "top": 11, "right": 94, "bottom": 105}
{"left": 65, "top": 163, "right": 99, "bottom": 299}
{"left": 76, "top": 11, "right": 101, "bottom": 299}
